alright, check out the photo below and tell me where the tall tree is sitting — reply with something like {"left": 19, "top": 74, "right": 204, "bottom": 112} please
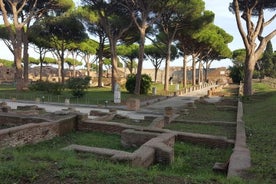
{"left": 29, "top": 23, "right": 53, "bottom": 81}
{"left": 145, "top": 44, "right": 178, "bottom": 83}
{"left": 229, "top": 49, "right": 247, "bottom": 83}
{"left": 119, "top": 0, "right": 170, "bottom": 94}
{"left": 258, "top": 40, "right": 275, "bottom": 77}
{"left": 77, "top": 39, "right": 98, "bottom": 77}
{"left": 0, "top": 0, "right": 73, "bottom": 90}
{"left": 117, "top": 44, "right": 139, "bottom": 74}
{"left": 229, "top": 0, "right": 276, "bottom": 95}
{"left": 80, "top": 0, "right": 133, "bottom": 91}
{"left": 175, "top": 3, "right": 214, "bottom": 87}
{"left": 156, "top": 0, "right": 201, "bottom": 91}
{"left": 33, "top": 14, "right": 88, "bottom": 83}
{"left": 193, "top": 24, "right": 233, "bottom": 81}
{"left": 76, "top": 5, "right": 106, "bottom": 87}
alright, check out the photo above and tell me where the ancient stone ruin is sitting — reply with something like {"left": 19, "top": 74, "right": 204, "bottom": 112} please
{"left": 0, "top": 85, "right": 250, "bottom": 178}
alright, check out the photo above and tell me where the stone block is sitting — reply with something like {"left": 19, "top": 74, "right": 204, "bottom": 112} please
{"left": 144, "top": 137, "right": 174, "bottom": 165}
{"left": 132, "top": 145, "right": 155, "bottom": 167}
{"left": 164, "top": 106, "right": 173, "bottom": 117}
{"left": 121, "top": 129, "right": 159, "bottom": 148}
{"left": 126, "top": 98, "right": 140, "bottom": 111}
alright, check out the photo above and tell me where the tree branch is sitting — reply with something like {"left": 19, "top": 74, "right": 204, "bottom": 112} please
{"left": 264, "top": 13, "right": 276, "bottom": 27}
{"left": 254, "top": 5, "right": 264, "bottom": 42}
{"left": 233, "top": 0, "right": 249, "bottom": 49}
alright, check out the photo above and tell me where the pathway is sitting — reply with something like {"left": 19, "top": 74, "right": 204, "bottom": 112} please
{"left": 2, "top": 85, "right": 220, "bottom": 119}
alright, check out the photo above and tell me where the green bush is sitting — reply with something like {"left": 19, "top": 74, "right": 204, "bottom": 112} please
{"left": 66, "top": 76, "right": 91, "bottom": 97}
{"left": 29, "top": 81, "right": 64, "bottom": 95}
{"left": 229, "top": 65, "right": 244, "bottom": 83}
{"left": 125, "top": 74, "right": 152, "bottom": 94}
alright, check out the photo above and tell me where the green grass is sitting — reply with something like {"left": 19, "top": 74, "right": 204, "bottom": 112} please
{"left": 0, "top": 131, "right": 235, "bottom": 184}
{"left": 175, "top": 102, "right": 237, "bottom": 122}
{"left": 1, "top": 82, "right": 275, "bottom": 183}
{"left": 166, "top": 123, "right": 236, "bottom": 139}
{"left": 241, "top": 82, "right": 276, "bottom": 184}
{"left": 0, "top": 83, "right": 179, "bottom": 105}
{"left": 111, "top": 116, "right": 153, "bottom": 127}
{"left": 0, "top": 85, "right": 152, "bottom": 105}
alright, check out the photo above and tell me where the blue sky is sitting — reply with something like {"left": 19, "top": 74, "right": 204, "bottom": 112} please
{"left": 0, "top": 0, "right": 275, "bottom": 69}
{"left": 194, "top": 0, "right": 275, "bottom": 68}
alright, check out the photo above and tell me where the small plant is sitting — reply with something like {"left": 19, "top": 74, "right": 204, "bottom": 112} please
{"left": 125, "top": 74, "right": 152, "bottom": 94}
{"left": 66, "top": 76, "right": 91, "bottom": 98}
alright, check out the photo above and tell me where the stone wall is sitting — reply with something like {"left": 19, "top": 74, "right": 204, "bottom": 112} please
{"left": 227, "top": 101, "right": 251, "bottom": 178}
{"left": 176, "top": 132, "right": 234, "bottom": 148}
{"left": 78, "top": 118, "right": 233, "bottom": 149}
{"left": 63, "top": 132, "right": 176, "bottom": 168}
{"left": 78, "top": 119, "right": 134, "bottom": 135}
{"left": 0, "top": 115, "right": 78, "bottom": 149}
{"left": 0, "top": 113, "right": 49, "bottom": 127}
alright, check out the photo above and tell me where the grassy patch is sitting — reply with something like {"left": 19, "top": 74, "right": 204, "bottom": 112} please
{"left": 0, "top": 124, "right": 15, "bottom": 129}
{"left": 166, "top": 123, "right": 236, "bottom": 139}
{"left": 0, "top": 84, "right": 163, "bottom": 105}
{"left": 111, "top": 116, "right": 153, "bottom": 127}
{"left": 0, "top": 131, "right": 238, "bottom": 184}
{"left": 176, "top": 102, "right": 237, "bottom": 122}
{"left": 242, "top": 82, "right": 276, "bottom": 184}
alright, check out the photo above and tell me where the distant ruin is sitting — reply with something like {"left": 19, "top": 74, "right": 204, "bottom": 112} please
{"left": 0, "top": 65, "right": 231, "bottom": 86}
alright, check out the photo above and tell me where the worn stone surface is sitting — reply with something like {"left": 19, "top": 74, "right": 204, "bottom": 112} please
{"left": 121, "top": 129, "right": 160, "bottom": 148}
{"left": 126, "top": 98, "right": 140, "bottom": 111}
{"left": 176, "top": 131, "right": 234, "bottom": 148}
{"left": 0, "top": 114, "right": 81, "bottom": 149}
{"left": 148, "top": 117, "right": 165, "bottom": 128}
{"left": 227, "top": 102, "right": 251, "bottom": 178}
{"left": 132, "top": 145, "right": 155, "bottom": 167}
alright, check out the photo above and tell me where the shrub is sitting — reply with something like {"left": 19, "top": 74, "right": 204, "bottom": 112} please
{"left": 229, "top": 65, "right": 244, "bottom": 83}
{"left": 29, "top": 81, "right": 64, "bottom": 95}
{"left": 125, "top": 74, "right": 152, "bottom": 94}
{"left": 66, "top": 76, "right": 91, "bottom": 98}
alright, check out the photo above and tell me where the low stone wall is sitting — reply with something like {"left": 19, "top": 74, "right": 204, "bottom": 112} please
{"left": 148, "top": 117, "right": 165, "bottom": 128}
{"left": 0, "top": 115, "right": 78, "bottom": 149}
{"left": 176, "top": 132, "right": 234, "bottom": 148}
{"left": 63, "top": 132, "right": 175, "bottom": 168}
{"left": 78, "top": 119, "right": 134, "bottom": 135}
{"left": 0, "top": 113, "right": 49, "bottom": 126}
{"left": 227, "top": 101, "right": 251, "bottom": 178}
{"left": 121, "top": 129, "right": 160, "bottom": 148}
{"left": 78, "top": 119, "right": 234, "bottom": 148}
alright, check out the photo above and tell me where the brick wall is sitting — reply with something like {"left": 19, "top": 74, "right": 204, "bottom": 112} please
{"left": 0, "top": 115, "right": 78, "bottom": 149}
{"left": 0, "top": 113, "right": 48, "bottom": 126}
{"left": 78, "top": 119, "right": 133, "bottom": 135}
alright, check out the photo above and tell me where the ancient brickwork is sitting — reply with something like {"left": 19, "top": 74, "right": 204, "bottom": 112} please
{"left": 0, "top": 114, "right": 78, "bottom": 149}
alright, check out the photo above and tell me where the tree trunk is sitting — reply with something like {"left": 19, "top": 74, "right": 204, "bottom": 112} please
{"left": 182, "top": 54, "right": 187, "bottom": 87}
{"left": 39, "top": 53, "right": 43, "bottom": 81}
{"left": 192, "top": 54, "right": 196, "bottom": 86}
{"left": 205, "top": 62, "right": 208, "bottom": 82}
{"left": 243, "top": 54, "right": 256, "bottom": 95}
{"left": 164, "top": 42, "right": 172, "bottom": 91}
{"left": 109, "top": 38, "right": 119, "bottom": 92}
{"left": 86, "top": 54, "right": 91, "bottom": 77}
{"left": 134, "top": 27, "right": 146, "bottom": 95}
{"left": 154, "top": 67, "right": 158, "bottom": 83}
{"left": 197, "top": 61, "right": 201, "bottom": 85}
{"left": 61, "top": 48, "right": 65, "bottom": 84}
{"left": 130, "top": 59, "right": 134, "bottom": 74}
{"left": 57, "top": 59, "right": 61, "bottom": 83}
{"left": 61, "top": 58, "right": 65, "bottom": 84}
{"left": 23, "top": 31, "right": 29, "bottom": 86}
{"left": 14, "top": 28, "right": 24, "bottom": 91}
{"left": 98, "top": 38, "right": 104, "bottom": 87}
